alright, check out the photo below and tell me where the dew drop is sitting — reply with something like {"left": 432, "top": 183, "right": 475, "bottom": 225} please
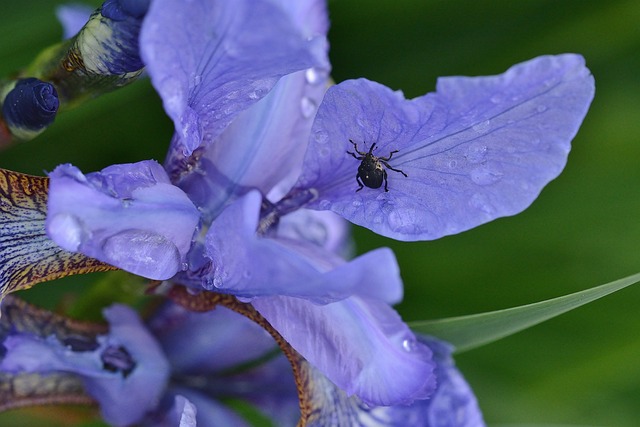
{"left": 351, "top": 199, "right": 362, "bottom": 207}
{"left": 470, "top": 166, "right": 502, "bottom": 186}
{"left": 472, "top": 119, "right": 491, "bottom": 133}
{"left": 242, "top": 270, "right": 252, "bottom": 279}
{"left": 536, "top": 104, "right": 547, "bottom": 113}
{"left": 314, "top": 131, "right": 329, "bottom": 145}
{"left": 305, "top": 67, "right": 327, "bottom": 85}
{"left": 300, "top": 96, "right": 316, "bottom": 118}
{"left": 448, "top": 159, "right": 458, "bottom": 169}
{"left": 318, "top": 199, "right": 331, "bottom": 210}
{"left": 402, "top": 338, "right": 415, "bottom": 352}
{"left": 212, "top": 275, "right": 223, "bottom": 288}
{"left": 193, "top": 74, "right": 202, "bottom": 87}
{"left": 490, "top": 94, "right": 503, "bottom": 104}
{"left": 466, "top": 143, "right": 487, "bottom": 164}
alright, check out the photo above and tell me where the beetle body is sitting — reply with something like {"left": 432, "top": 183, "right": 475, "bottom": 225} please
{"left": 347, "top": 140, "right": 407, "bottom": 192}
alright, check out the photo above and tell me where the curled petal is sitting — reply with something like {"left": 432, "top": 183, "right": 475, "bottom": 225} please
{"left": 297, "top": 54, "right": 595, "bottom": 240}
{"left": 46, "top": 161, "right": 200, "bottom": 280}
{"left": 299, "top": 337, "right": 484, "bottom": 427}
{"left": 203, "top": 191, "right": 402, "bottom": 304}
{"left": 252, "top": 295, "right": 436, "bottom": 406}
{"left": 141, "top": 0, "right": 325, "bottom": 156}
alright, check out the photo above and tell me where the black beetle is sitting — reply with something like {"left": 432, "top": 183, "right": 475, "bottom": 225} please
{"left": 347, "top": 139, "right": 407, "bottom": 192}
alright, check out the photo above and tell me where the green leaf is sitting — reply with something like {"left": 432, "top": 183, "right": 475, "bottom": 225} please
{"left": 410, "top": 272, "right": 640, "bottom": 353}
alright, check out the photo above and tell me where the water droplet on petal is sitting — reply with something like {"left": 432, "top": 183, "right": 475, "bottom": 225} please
{"left": 305, "top": 67, "right": 327, "bottom": 85}
{"left": 242, "top": 270, "right": 252, "bottom": 279}
{"left": 470, "top": 166, "right": 503, "bottom": 185}
{"left": 472, "top": 119, "right": 491, "bottom": 133}
{"left": 300, "top": 96, "right": 316, "bottom": 118}
{"left": 193, "top": 74, "right": 202, "bottom": 87}
{"left": 536, "top": 104, "right": 547, "bottom": 113}
{"left": 314, "top": 130, "right": 329, "bottom": 145}
{"left": 466, "top": 143, "right": 487, "bottom": 164}
{"left": 212, "top": 275, "right": 223, "bottom": 288}
{"left": 490, "top": 94, "right": 503, "bottom": 104}
{"left": 352, "top": 199, "right": 362, "bottom": 207}
{"left": 318, "top": 199, "right": 331, "bottom": 210}
{"left": 102, "top": 230, "right": 181, "bottom": 280}
{"left": 402, "top": 338, "right": 416, "bottom": 352}
{"left": 448, "top": 159, "right": 458, "bottom": 169}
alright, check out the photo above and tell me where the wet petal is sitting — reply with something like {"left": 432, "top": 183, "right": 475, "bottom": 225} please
{"left": 299, "top": 337, "right": 484, "bottom": 427}
{"left": 203, "top": 192, "right": 402, "bottom": 304}
{"left": 141, "top": 0, "right": 325, "bottom": 156}
{"left": 46, "top": 161, "right": 200, "bottom": 280}
{"left": 252, "top": 295, "right": 436, "bottom": 406}
{"left": 297, "top": 54, "right": 595, "bottom": 240}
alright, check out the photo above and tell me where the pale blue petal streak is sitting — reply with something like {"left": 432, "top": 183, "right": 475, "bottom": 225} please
{"left": 141, "top": 0, "right": 325, "bottom": 156}
{"left": 297, "top": 54, "right": 595, "bottom": 241}
{"left": 252, "top": 295, "right": 436, "bottom": 406}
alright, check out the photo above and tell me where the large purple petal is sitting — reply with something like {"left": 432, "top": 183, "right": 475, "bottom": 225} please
{"left": 0, "top": 305, "right": 170, "bottom": 426}
{"left": 252, "top": 295, "right": 436, "bottom": 406}
{"left": 46, "top": 161, "right": 200, "bottom": 280}
{"left": 203, "top": 191, "right": 402, "bottom": 304}
{"left": 141, "top": 0, "right": 326, "bottom": 156}
{"left": 296, "top": 54, "right": 595, "bottom": 240}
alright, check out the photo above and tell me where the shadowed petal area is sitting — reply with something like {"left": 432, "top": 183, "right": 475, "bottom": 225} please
{"left": 0, "top": 303, "right": 170, "bottom": 427}
{"left": 203, "top": 192, "right": 402, "bottom": 304}
{"left": 253, "top": 295, "right": 436, "bottom": 406}
{"left": 149, "top": 303, "right": 276, "bottom": 374}
{"left": 296, "top": 54, "right": 595, "bottom": 241}
{"left": 298, "top": 337, "right": 484, "bottom": 427}
{"left": 141, "top": 0, "right": 325, "bottom": 156}
{"left": 46, "top": 161, "right": 200, "bottom": 280}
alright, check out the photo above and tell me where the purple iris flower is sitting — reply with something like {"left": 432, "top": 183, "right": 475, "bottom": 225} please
{"left": 0, "top": 297, "right": 483, "bottom": 426}
{"left": 44, "top": 0, "right": 593, "bottom": 416}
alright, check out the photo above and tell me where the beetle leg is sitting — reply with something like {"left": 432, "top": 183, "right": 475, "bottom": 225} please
{"left": 349, "top": 139, "right": 366, "bottom": 156}
{"left": 355, "top": 174, "right": 364, "bottom": 192}
{"left": 383, "top": 169, "right": 389, "bottom": 192}
{"left": 381, "top": 160, "right": 408, "bottom": 177}
{"left": 347, "top": 150, "right": 362, "bottom": 160}
{"left": 380, "top": 150, "right": 399, "bottom": 161}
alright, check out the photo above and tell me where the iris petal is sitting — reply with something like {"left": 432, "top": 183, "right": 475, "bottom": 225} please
{"left": 202, "top": 191, "right": 402, "bottom": 304}
{"left": 141, "top": 0, "right": 325, "bottom": 156}
{"left": 253, "top": 295, "right": 436, "bottom": 406}
{"left": 46, "top": 161, "right": 200, "bottom": 280}
{"left": 297, "top": 54, "right": 595, "bottom": 241}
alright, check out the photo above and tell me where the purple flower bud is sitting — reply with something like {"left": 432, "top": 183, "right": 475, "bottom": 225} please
{"left": 2, "top": 78, "right": 59, "bottom": 136}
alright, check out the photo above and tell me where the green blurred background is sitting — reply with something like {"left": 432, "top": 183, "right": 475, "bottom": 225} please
{"left": 1, "top": 0, "right": 639, "bottom": 425}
